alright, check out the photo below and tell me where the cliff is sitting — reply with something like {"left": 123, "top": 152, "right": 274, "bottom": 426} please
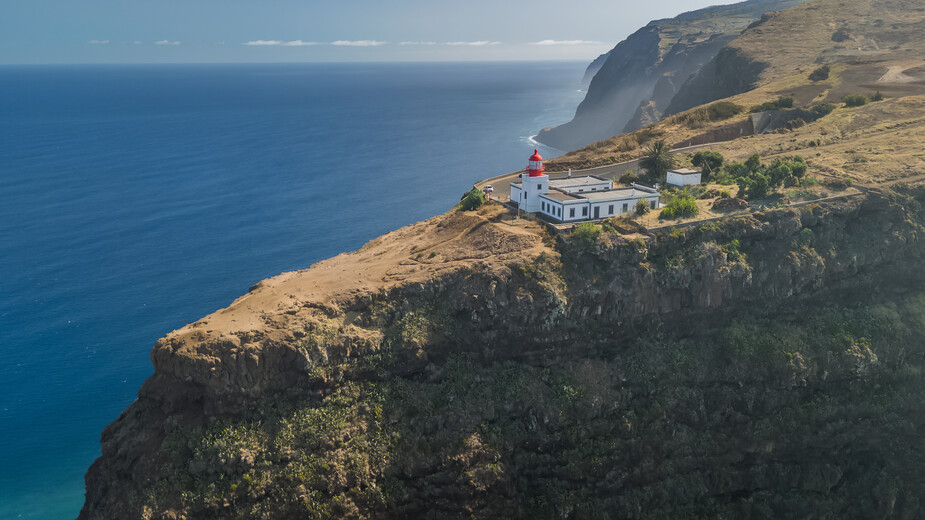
{"left": 80, "top": 187, "right": 925, "bottom": 519}
{"left": 535, "top": 0, "right": 810, "bottom": 151}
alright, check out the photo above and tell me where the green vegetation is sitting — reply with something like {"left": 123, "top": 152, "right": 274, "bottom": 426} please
{"left": 459, "top": 188, "right": 486, "bottom": 211}
{"left": 722, "top": 155, "right": 809, "bottom": 200}
{"left": 640, "top": 140, "right": 677, "bottom": 180}
{"left": 618, "top": 170, "right": 638, "bottom": 185}
{"left": 750, "top": 96, "right": 795, "bottom": 113}
{"left": 721, "top": 239, "right": 744, "bottom": 262}
{"left": 691, "top": 151, "right": 724, "bottom": 182}
{"left": 872, "top": 90, "right": 884, "bottom": 102}
{"left": 844, "top": 94, "right": 869, "bottom": 107}
{"left": 808, "top": 64, "right": 831, "bottom": 82}
{"left": 678, "top": 101, "right": 744, "bottom": 128}
{"left": 810, "top": 102, "right": 837, "bottom": 116}
{"left": 659, "top": 192, "right": 699, "bottom": 220}
{"left": 570, "top": 222, "right": 601, "bottom": 243}
{"left": 635, "top": 198, "right": 650, "bottom": 216}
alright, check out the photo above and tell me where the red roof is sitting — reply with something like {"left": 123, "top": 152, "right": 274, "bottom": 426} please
{"left": 529, "top": 149, "right": 543, "bottom": 162}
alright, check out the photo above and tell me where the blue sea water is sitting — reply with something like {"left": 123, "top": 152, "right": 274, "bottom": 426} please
{"left": 0, "top": 61, "right": 585, "bottom": 519}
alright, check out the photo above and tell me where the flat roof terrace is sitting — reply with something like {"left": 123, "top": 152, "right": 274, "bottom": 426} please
{"left": 578, "top": 188, "right": 653, "bottom": 201}
{"left": 542, "top": 190, "right": 583, "bottom": 202}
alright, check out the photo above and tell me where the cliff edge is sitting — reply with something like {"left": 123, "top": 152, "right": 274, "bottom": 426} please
{"left": 80, "top": 188, "right": 925, "bottom": 519}
{"left": 536, "top": 0, "right": 810, "bottom": 151}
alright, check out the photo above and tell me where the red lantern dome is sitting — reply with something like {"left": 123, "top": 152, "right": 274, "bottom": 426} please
{"left": 527, "top": 149, "right": 545, "bottom": 177}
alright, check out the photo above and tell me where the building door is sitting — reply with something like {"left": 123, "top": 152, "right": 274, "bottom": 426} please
{"left": 593, "top": 206, "right": 600, "bottom": 219}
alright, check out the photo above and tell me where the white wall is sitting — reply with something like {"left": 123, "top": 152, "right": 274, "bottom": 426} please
{"left": 520, "top": 175, "right": 548, "bottom": 213}
{"left": 667, "top": 172, "right": 701, "bottom": 187}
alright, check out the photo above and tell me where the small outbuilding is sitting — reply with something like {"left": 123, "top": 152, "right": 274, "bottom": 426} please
{"left": 666, "top": 168, "right": 702, "bottom": 187}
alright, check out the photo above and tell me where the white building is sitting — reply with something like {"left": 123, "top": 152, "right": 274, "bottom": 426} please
{"left": 666, "top": 168, "right": 702, "bottom": 187}
{"left": 510, "top": 150, "right": 660, "bottom": 223}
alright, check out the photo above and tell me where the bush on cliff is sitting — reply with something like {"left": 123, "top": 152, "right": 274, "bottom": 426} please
{"left": 459, "top": 188, "right": 486, "bottom": 211}
{"left": 571, "top": 222, "right": 601, "bottom": 243}
{"left": 659, "top": 192, "right": 699, "bottom": 220}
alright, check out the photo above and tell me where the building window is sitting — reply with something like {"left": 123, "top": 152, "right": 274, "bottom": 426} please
{"left": 623, "top": 203, "right": 629, "bottom": 213}
{"left": 582, "top": 207, "right": 588, "bottom": 216}
{"left": 537, "top": 184, "right": 542, "bottom": 190}
{"left": 651, "top": 200, "right": 657, "bottom": 209}
{"left": 608, "top": 204, "right": 614, "bottom": 215}
{"left": 569, "top": 208, "right": 575, "bottom": 218}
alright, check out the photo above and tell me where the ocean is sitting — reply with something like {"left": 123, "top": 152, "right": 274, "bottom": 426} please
{"left": 0, "top": 61, "right": 586, "bottom": 519}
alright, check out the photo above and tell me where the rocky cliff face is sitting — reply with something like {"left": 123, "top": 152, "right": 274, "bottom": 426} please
{"left": 536, "top": 0, "right": 810, "bottom": 151}
{"left": 81, "top": 187, "right": 925, "bottom": 519}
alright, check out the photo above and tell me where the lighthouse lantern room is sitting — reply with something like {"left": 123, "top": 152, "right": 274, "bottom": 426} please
{"left": 517, "top": 149, "right": 548, "bottom": 213}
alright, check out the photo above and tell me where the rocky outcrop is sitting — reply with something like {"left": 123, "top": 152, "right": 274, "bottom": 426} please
{"left": 663, "top": 46, "right": 769, "bottom": 117}
{"left": 80, "top": 187, "right": 925, "bottom": 519}
{"left": 536, "top": 0, "right": 811, "bottom": 151}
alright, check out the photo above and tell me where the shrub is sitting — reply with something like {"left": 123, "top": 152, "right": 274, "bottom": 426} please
{"left": 659, "top": 193, "right": 699, "bottom": 220}
{"left": 844, "top": 94, "right": 869, "bottom": 107}
{"left": 618, "top": 170, "right": 638, "bottom": 185}
{"left": 635, "top": 198, "right": 650, "bottom": 216}
{"left": 810, "top": 103, "right": 837, "bottom": 116}
{"left": 809, "top": 64, "right": 831, "bottom": 82}
{"left": 750, "top": 96, "right": 795, "bottom": 113}
{"left": 872, "top": 91, "right": 884, "bottom": 102}
{"left": 571, "top": 222, "right": 601, "bottom": 243}
{"left": 737, "top": 172, "right": 771, "bottom": 200}
{"left": 459, "top": 188, "right": 486, "bottom": 211}
{"left": 723, "top": 240, "right": 743, "bottom": 262}
{"left": 679, "top": 102, "right": 744, "bottom": 128}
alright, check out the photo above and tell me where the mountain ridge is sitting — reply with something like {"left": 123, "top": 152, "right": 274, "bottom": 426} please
{"left": 536, "top": 0, "right": 811, "bottom": 151}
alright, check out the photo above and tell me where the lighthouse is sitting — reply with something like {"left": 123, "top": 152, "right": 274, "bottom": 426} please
{"left": 519, "top": 149, "right": 548, "bottom": 213}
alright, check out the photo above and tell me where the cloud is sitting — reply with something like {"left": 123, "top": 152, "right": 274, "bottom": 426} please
{"left": 88, "top": 40, "right": 110, "bottom": 45}
{"left": 155, "top": 40, "right": 181, "bottom": 46}
{"left": 530, "top": 40, "right": 603, "bottom": 46}
{"left": 282, "top": 40, "right": 320, "bottom": 46}
{"left": 399, "top": 41, "right": 438, "bottom": 46}
{"left": 445, "top": 41, "right": 500, "bottom": 46}
{"left": 132, "top": 41, "right": 143, "bottom": 45}
{"left": 331, "top": 40, "right": 388, "bottom": 46}
{"left": 243, "top": 40, "right": 283, "bottom": 46}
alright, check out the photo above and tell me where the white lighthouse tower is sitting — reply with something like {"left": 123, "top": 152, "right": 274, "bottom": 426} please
{"left": 520, "top": 149, "right": 548, "bottom": 213}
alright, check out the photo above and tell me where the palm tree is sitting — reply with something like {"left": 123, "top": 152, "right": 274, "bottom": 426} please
{"left": 640, "top": 140, "right": 677, "bottom": 180}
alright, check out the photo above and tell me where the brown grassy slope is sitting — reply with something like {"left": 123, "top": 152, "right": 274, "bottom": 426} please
{"left": 548, "top": 0, "right": 925, "bottom": 176}
{"left": 157, "top": 204, "right": 552, "bottom": 369}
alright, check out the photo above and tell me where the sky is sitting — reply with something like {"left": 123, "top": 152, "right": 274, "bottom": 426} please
{"left": 0, "top": 0, "right": 742, "bottom": 64}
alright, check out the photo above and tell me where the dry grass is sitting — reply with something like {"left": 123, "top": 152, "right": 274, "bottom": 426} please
{"left": 549, "top": 0, "right": 925, "bottom": 182}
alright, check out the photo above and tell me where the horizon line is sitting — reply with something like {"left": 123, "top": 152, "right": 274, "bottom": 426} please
{"left": 0, "top": 58, "right": 593, "bottom": 67}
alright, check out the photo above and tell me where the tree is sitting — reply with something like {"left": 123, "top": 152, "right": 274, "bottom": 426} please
{"left": 640, "top": 140, "right": 677, "bottom": 180}
{"left": 872, "top": 91, "right": 884, "bottom": 102}
{"left": 767, "top": 159, "right": 793, "bottom": 188}
{"left": 692, "top": 151, "right": 724, "bottom": 182}
{"left": 745, "top": 154, "right": 762, "bottom": 173}
{"left": 737, "top": 173, "right": 770, "bottom": 200}
{"left": 459, "top": 188, "right": 486, "bottom": 211}
{"left": 789, "top": 156, "right": 808, "bottom": 179}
